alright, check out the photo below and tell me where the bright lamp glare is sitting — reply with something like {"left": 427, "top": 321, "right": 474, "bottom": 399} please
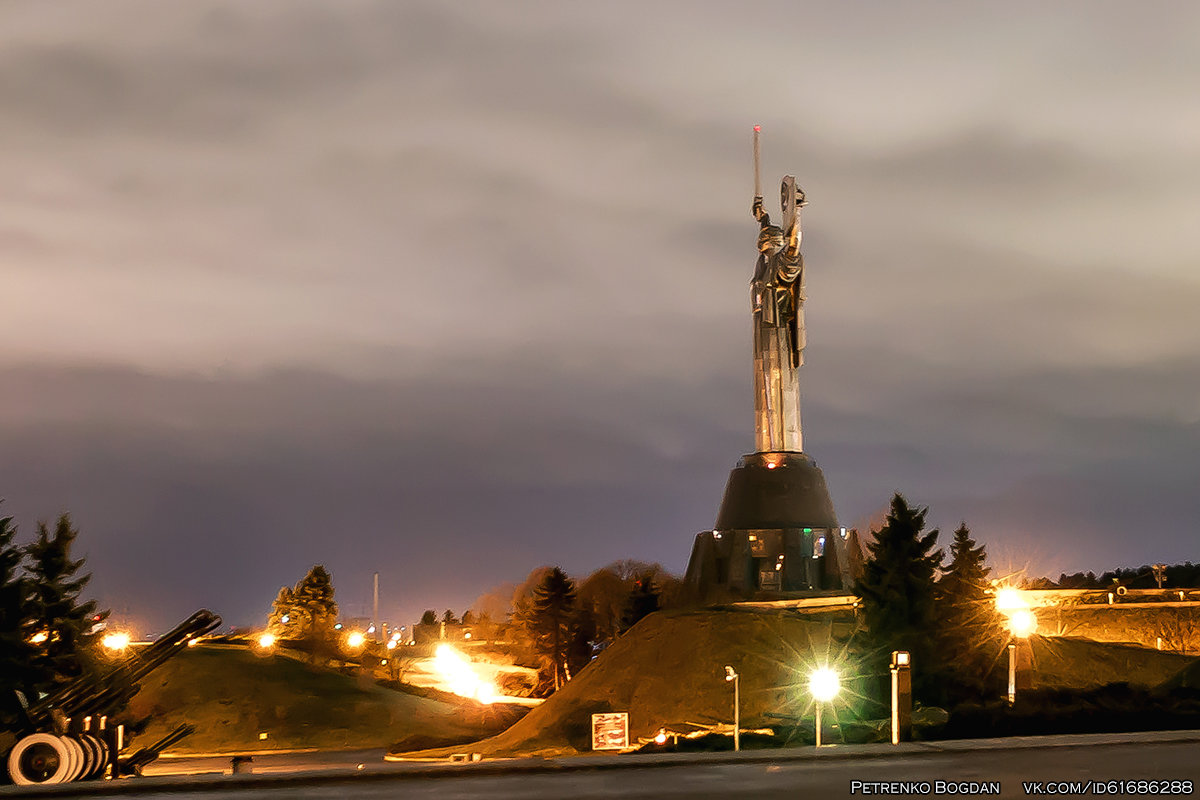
{"left": 995, "top": 587, "right": 1027, "bottom": 611}
{"left": 433, "top": 644, "right": 497, "bottom": 703}
{"left": 347, "top": 631, "right": 365, "bottom": 648}
{"left": 103, "top": 632, "right": 130, "bottom": 652}
{"left": 809, "top": 667, "right": 840, "bottom": 702}
{"left": 257, "top": 633, "right": 276, "bottom": 649}
{"left": 1009, "top": 609, "right": 1037, "bottom": 638}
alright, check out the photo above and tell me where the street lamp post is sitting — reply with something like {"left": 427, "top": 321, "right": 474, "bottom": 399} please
{"left": 1006, "top": 642, "right": 1017, "bottom": 705}
{"left": 889, "top": 651, "right": 912, "bottom": 744}
{"left": 724, "top": 665, "right": 739, "bottom": 752}
{"left": 809, "top": 667, "right": 840, "bottom": 748}
{"left": 1006, "top": 608, "right": 1036, "bottom": 705}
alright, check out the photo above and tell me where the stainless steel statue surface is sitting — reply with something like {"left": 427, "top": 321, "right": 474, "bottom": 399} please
{"left": 750, "top": 127, "right": 806, "bottom": 453}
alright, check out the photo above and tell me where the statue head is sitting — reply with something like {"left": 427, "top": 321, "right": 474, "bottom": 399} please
{"left": 758, "top": 225, "right": 784, "bottom": 254}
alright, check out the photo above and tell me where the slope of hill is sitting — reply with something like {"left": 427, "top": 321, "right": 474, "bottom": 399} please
{"left": 395, "top": 607, "right": 1200, "bottom": 759}
{"left": 127, "top": 645, "right": 508, "bottom": 753}
{"left": 1029, "top": 636, "right": 1196, "bottom": 689}
{"left": 401, "top": 607, "right": 852, "bottom": 758}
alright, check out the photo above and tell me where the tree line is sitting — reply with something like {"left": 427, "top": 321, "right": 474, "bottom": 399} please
{"left": 1033, "top": 564, "right": 1200, "bottom": 590}
{"left": 429, "top": 561, "right": 682, "bottom": 696}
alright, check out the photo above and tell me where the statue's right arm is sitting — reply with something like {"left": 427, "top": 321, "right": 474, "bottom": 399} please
{"left": 753, "top": 195, "right": 767, "bottom": 224}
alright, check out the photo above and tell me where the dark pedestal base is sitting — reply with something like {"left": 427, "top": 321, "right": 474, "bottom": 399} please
{"left": 714, "top": 452, "right": 838, "bottom": 530}
{"left": 684, "top": 452, "right": 858, "bottom": 603}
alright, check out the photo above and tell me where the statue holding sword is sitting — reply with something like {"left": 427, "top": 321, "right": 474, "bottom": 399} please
{"left": 749, "top": 126, "right": 807, "bottom": 454}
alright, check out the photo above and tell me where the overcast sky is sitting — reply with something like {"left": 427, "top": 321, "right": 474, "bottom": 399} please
{"left": 2, "top": 1, "right": 1198, "bottom": 632}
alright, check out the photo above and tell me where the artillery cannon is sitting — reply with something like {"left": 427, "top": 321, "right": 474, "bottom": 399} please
{"left": 5, "top": 609, "right": 221, "bottom": 785}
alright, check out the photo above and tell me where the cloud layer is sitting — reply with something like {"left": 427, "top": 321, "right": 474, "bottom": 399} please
{"left": 1, "top": 1, "right": 1197, "bottom": 629}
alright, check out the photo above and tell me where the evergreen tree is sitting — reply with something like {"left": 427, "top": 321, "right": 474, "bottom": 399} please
{"left": 522, "top": 567, "right": 578, "bottom": 691}
{"left": 291, "top": 565, "right": 338, "bottom": 636}
{"left": 266, "top": 586, "right": 298, "bottom": 637}
{"left": 937, "top": 523, "right": 1004, "bottom": 700}
{"left": 855, "top": 494, "right": 944, "bottom": 702}
{"left": 441, "top": 609, "right": 459, "bottom": 625}
{"left": 0, "top": 514, "right": 34, "bottom": 722}
{"left": 23, "top": 515, "right": 105, "bottom": 697}
{"left": 420, "top": 609, "right": 438, "bottom": 626}
{"left": 267, "top": 565, "right": 338, "bottom": 657}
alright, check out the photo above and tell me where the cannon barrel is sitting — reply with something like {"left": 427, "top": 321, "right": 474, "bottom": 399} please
{"left": 23, "top": 610, "right": 221, "bottom": 731}
{"left": 120, "top": 723, "right": 196, "bottom": 775}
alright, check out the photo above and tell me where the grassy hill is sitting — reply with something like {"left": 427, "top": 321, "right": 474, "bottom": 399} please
{"left": 127, "top": 644, "right": 509, "bottom": 753}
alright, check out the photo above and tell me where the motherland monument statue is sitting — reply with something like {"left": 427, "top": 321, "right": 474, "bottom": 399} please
{"left": 683, "top": 127, "right": 857, "bottom": 602}
{"left": 750, "top": 125, "right": 807, "bottom": 453}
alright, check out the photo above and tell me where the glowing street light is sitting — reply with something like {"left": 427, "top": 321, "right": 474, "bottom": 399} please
{"left": 994, "top": 587, "right": 1026, "bottom": 612}
{"left": 102, "top": 632, "right": 131, "bottom": 653}
{"left": 724, "top": 665, "right": 740, "bottom": 752}
{"left": 432, "top": 643, "right": 497, "bottom": 703}
{"left": 257, "top": 632, "right": 276, "bottom": 650}
{"left": 346, "top": 631, "right": 365, "bottom": 649}
{"left": 1009, "top": 609, "right": 1037, "bottom": 639}
{"left": 809, "top": 667, "right": 840, "bottom": 747}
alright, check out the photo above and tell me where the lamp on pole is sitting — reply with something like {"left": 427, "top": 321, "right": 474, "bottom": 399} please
{"left": 724, "top": 665, "right": 739, "bottom": 752}
{"left": 809, "top": 667, "right": 840, "bottom": 747}
{"left": 889, "top": 651, "right": 912, "bottom": 744}
{"left": 1007, "top": 608, "right": 1036, "bottom": 705}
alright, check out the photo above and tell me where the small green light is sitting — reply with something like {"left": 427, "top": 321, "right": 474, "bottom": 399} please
{"left": 803, "top": 527, "right": 813, "bottom": 533}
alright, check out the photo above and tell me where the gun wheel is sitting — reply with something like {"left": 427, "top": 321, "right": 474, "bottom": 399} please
{"left": 6, "top": 733, "right": 72, "bottom": 785}
{"left": 79, "top": 734, "right": 108, "bottom": 780}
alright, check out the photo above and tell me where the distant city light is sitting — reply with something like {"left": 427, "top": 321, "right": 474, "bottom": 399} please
{"left": 187, "top": 638, "right": 200, "bottom": 647}
{"left": 29, "top": 631, "right": 48, "bottom": 645}
{"left": 654, "top": 729, "right": 668, "bottom": 745}
{"left": 258, "top": 633, "right": 276, "bottom": 649}
{"left": 346, "top": 631, "right": 365, "bottom": 649}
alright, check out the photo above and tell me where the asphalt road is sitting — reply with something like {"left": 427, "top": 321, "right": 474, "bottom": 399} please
{"left": 46, "top": 734, "right": 1200, "bottom": 800}
{"left": 144, "top": 749, "right": 384, "bottom": 778}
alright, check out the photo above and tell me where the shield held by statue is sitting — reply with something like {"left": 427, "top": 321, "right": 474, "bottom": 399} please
{"left": 779, "top": 175, "right": 798, "bottom": 233}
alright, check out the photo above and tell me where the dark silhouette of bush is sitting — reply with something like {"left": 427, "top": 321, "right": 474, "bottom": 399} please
{"left": 941, "top": 683, "right": 1200, "bottom": 739}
